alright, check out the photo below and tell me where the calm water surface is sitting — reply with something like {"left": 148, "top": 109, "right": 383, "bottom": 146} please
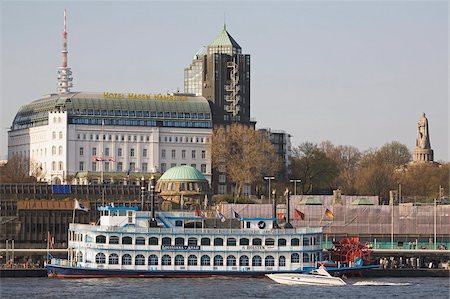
{"left": 1, "top": 277, "right": 449, "bottom": 299}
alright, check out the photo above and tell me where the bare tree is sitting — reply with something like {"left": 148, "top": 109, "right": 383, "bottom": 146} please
{"left": 0, "top": 154, "right": 38, "bottom": 183}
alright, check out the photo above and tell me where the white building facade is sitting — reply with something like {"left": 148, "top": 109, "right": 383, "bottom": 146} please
{"left": 8, "top": 92, "right": 212, "bottom": 184}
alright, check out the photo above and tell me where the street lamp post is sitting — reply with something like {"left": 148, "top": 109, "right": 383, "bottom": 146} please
{"left": 149, "top": 175, "right": 157, "bottom": 227}
{"left": 264, "top": 176, "right": 275, "bottom": 204}
{"left": 140, "top": 176, "right": 145, "bottom": 210}
{"left": 290, "top": 179, "right": 301, "bottom": 196}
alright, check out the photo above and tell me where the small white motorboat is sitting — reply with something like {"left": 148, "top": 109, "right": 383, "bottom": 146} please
{"left": 266, "top": 266, "right": 346, "bottom": 286}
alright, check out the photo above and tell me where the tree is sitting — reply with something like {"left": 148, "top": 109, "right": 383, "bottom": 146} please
{"left": 376, "top": 141, "right": 412, "bottom": 167}
{"left": 0, "top": 155, "right": 41, "bottom": 183}
{"left": 211, "top": 124, "right": 281, "bottom": 197}
{"left": 289, "top": 142, "right": 338, "bottom": 194}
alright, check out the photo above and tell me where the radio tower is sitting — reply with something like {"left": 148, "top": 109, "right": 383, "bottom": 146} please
{"left": 57, "top": 9, "right": 73, "bottom": 94}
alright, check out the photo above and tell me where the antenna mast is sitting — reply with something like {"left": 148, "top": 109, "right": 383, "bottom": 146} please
{"left": 57, "top": 9, "right": 73, "bottom": 94}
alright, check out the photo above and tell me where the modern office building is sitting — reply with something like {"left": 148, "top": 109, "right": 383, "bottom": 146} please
{"left": 259, "top": 128, "right": 292, "bottom": 180}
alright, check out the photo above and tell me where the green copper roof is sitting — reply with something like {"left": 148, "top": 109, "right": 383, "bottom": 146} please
{"left": 299, "top": 197, "right": 323, "bottom": 205}
{"left": 159, "top": 165, "right": 206, "bottom": 182}
{"left": 351, "top": 198, "right": 374, "bottom": 205}
{"left": 208, "top": 27, "right": 241, "bottom": 49}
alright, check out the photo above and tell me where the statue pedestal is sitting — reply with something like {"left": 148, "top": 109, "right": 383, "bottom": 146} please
{"left": 413, "top": 148, "right": 434, "bottom": 163}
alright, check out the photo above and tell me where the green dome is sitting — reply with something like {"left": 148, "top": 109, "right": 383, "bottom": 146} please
{"left": 159, "top": 165, "right": 206, "bottom": 182}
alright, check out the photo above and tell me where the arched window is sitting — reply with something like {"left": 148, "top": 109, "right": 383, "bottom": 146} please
{"left": 175, "top": 237, "right": 185, "bottom": 246}
{"left": 265, "top": 255, "right": 275, "bottom": 267}
{"left": 240, "top": 238, "right": 249, "bottom": 246}
{"left": 52, "top": 161, "right": 56, "bottom": 171}
{"left": 122, "top": 254, "right": 132, "bottom": 265}
{"left": 291, "top": 238, "right": 300, "bottom": 246}
{"left": 201, "top": 237, "right": 210, "bottom": 246}
{"left": 239, "top": 255, "right": 249, "bottom": 266}
{"left": 148, "top": 254, "right": 158, "bottom": 266}
{"left": 149, "top": 237, "right": 158, "bottom": 245}
{"left": 96, "top": 235, "right": 106, "bottom": 244}
{"left": 122, "top": 236, "right": 132, "bottom": 244}
{"left": 108, "top": 253, "right": 119, "bottom": 265}
{"left": 226, "top": 255, "right": 236, "bottom": 266}
{"left": 135, "top": 254, "right": 145, "bottom": 265}
{"left": 58, "top": 146, "right": 63, "bottom": 155}
{"left": 59, "top": 131, "right": 63, "bottom": 139}
{"left": 109, "top": 236, "right": 119, "bottom": 244}
{"left": 162, "top": 237, "right": 171, "bottom": 245}
{"left": 214, "top": 238, "right": 223, "bottom": 246}
{"left": 278, "top": 238, "right": 287, "bottom": 247}
{"left": 252, "top": 255, "right": 262, "bottom": 267}
{"left": 188, "top": 238, "right": 198, "bottom": 246}
{"left": 213, "top": 255, "right": 223, "bottom": 266}
{"left": 52, "top": 132, "right": 56, "bottom": 139}
{"left": 175, "top": 255, "right": 185, "bottom": 266}
{"left": 252, "top": 238, "right": 262, "bottom": 245}
{"left": 161, "top": 255, "right": 171, "bottom": 266}
{"left": 265, "top": 238, "right": 275, "bottom": 246}
{"left": 136, "top": 237, "right": 145, "bottom": 245}
{"left": 279, "top": 256, "right": 286, "bottom": 267}
{"left": 291, "top": 253, "right": 300, "bottom": 263}
{"left": 303, "top": 237, "right": 310, "bottom": 246}
{"left": 303, "top": 253, "right": 310, "bottom": 263}
{"left": 226, "top": 238, "right": 237, "bottom": 246}
{"left": 201, "top": 255, "right": 210, "bottom": 266}
{"left": 76, "top": 251, "right": 83, "bottom": 263}
{"left": 58, "top": 161, "right": 63, "bottom": 170}
{"left": 52, "top": 146, "right": 56, "bottom": 155}
{"left": 95, "top": 253, "right": 106, "bottom": 264}
{"left": 188, "top": 255, "right": 197, "bottom": 266}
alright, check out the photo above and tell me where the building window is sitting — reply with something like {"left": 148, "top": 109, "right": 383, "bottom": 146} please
{"left": 188, "top": 255, "right": 197, "bottom": 266}
{"left": 52, "top": 132, "right": 56, "bottom": 139}
{"left": 265, "top": 256, "right": 275, "bottom": 267}
{"left": 218, "top": 185, "right": 226, "bottom": 195}
{"left": 92, "top": 162, "right": 97, "bottom": 171}
{"left": 52, "top": 146, "right": 56, "bottom": 156}
{"left": 219, "top": 175, "right": 226, "bottom": 183}
{"left": 279, "top": 256, "right": 286, "bottom": 267}
{"left": 291, "top": 253, "right": 300, "bottom": 263}
{"left": 95, "top": 253, "right": 106, "bottom": 264}
{"left": 161, "top": 255, "right": 171, "bottom": 266}
{"left": 213, "top": 255, "right": 223, "bottom": 266}
{"left": 58, "top": 146, "right": 63, "bottom": 155}
{"left": 148, "top": 255, "right": 158, "bottom": 266}
{"left": 181, "top": 150, "right": 186, "bottom": 159}
{"left": 130, "top": 148, "right": 135, "bottom": 157}
{"left": 52, "top": 161, "right": 56, "bottom": 170}
{"left": 160, "top": 163, "right": 166, "bottom": 172}
{"left": 171, "top": 149, "right": 176, "bottom": 159}
{"left": 92, "top": 147, "right": 97, "bottom": 156}
{"left": 105, "top": 148, "right": 110, "bottom": 156}
{"left": 79, "top": 162, "right": 84, "bottom": 171}
{"left": 122, "top": 254, "right": 132, "bottom": 265}
{"left": 79, "top": 147, "right": 84, "bottom": 156}
{"left": 118, "top": 148, "right": 122, "bottom": 157}
{"left": 171, "top": 163, "right": 176, "bottom": 168}
{"left": 201, "top": 150, "right": 206, "bottom": 159}
{"left": 175, "top": 255, "right": 184, "bottom": 266}
{"left": 239, "top": 255, "right": 249, "bottom": 266}
{"left": 143, "top": 149, "right": 147, "bottom": 157}
{"left": 59, "top": 131, "right": 63, "bottom": 139}
{"left": 252, "top": 255, "right": 262, "bottom": 267}
{"left": 201, "top": 255, "right": 210, "bottom": 266}
{"left": 200, "top": 164, "right": 207, "bottom": 173}
{"left": 104, "top": 162, "right": 110, "bottom": 172}
{"left": 142, "top": 163, "right": 148, "bottom": 172}
{"left": 135, "top": 254, "right": 145, "bottom": 266}
{"left": 117, "top": 162, "right": 123, "bottom": 172}
{"left": 161, "top": 149, "right": 166, "bottom": 159}
{"left": 129, "top": 162, "right": 135, "bottom": 172}
{"left": 192, "top": 150, "right": 196, "bottom": 159}
{"left": 58, "top": 161, "right": 63, "bottom": 170}
{"left": 108, "top": 254, "right": 119, "bottom": 265}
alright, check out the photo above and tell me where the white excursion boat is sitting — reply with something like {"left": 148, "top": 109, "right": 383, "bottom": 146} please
{"left": 266, "top": 266, "right": 347, "bottom": 286}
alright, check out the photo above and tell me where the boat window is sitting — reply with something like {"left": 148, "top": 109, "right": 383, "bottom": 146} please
{"left": 265, "top": 255, "right": 275, "bottom": 267}
{"left": 279, "top": 256, "right": 286, "bottom": 267}
{"left": 149, "top": 237, "right": 159, "bottom": 245}
{"left": 148, "top": 255, "right": 158, "bottom": 266}
{"left": 122, "top": 254, "right": 132, "bottom": 265}
{"left": 311, "top": 236, "right": 316, "bottom": 245}
{"left": 214, "top": 238, "right": 224, "bottom": 246}
{"left": 108, "top": 253, "right": 119, "bottom": 265}
{"left": 239, "top": 255, "right": 249, "bottom": 266}
{"left": 175, "top": 220, "right": 183, "bottom": 227}
{"left": 213, "top": 255, "right": 223, "bottom": 266}
{"left": 303, "top": 253, "right": 310, "bottom": 263}
{"left": 111, "top": 210, "right": 118, "bottom": 216}
{"left": 175, "top": 237, "right": 185, "bottom": 246}
{"left": 201, "top": 255, "right": 210, "bottom": 266}
{"left": 226, "top": 238, "right": 237, "bottom": 246}
{"left": 265, "top": 238, "right": 275, "bottom": 246}
{"left": 109, "top": 236, "right": 119, "bottom": 244}
{"left": 136, "top": 237, "right": 145, "bottom": 245}
{"left": 239, "top": 238, "right": 249, "bottom": 246}
{"left": 226, "top": 255, "right": 237, "bottom": 266}
{"left": 122, "top": 236, "right": 133, "bottom": 245}
{"left": 291, "top": 253, "right": 300, "bottom": 263}
{"left": 175, "top": 255, "right": 185, "bottom": 266}
{"left": 96, "top": 235, "right": 106, "bottom": 244}
{"left": 188, "top": 255, "right": 198, "bottom": 266}
{"left": 188, "top": 238, "right": 198, "bottom": 247}
{"left": 303, "top": 237, "right": 310, "bottom": 246}
{"left": 161, "top": 255, "right": 171, "bottom": 266}
{"left": 291, "top": 238, "right": 300, "bottom": 246}
{"left": 135, "top": 254, "right": 145, "bottom": 266}
{"left": 162, "top": 237, "right": 171, "bottom": 245}
{"left": 201, "top": 238, "right": 211, "bottom": 246}
{"left": 252, "top": 255, "right": 262, "bottom": 267}
{"left": 95, "top": 253, "right": 106, "bottom": 264}
{"left": 119, "top": 210, "right": 126, "bottom": 216}
{"left": 278, "top": 238, "right": 287, "bottom": 247}
{"left": 252, "top": 238, "right": 262, "bottom": 246}
{"left": 76, "top": 251, "right": 83, "bottom": 263}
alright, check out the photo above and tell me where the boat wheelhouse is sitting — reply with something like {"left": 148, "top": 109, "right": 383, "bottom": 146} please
{"left": 48, "top": 205, "right": 323, "bottom": 278}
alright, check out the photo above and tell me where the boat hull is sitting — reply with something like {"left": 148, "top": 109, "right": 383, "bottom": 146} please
{"left": 266, "top": 273, "right": 346, "bottom": 286}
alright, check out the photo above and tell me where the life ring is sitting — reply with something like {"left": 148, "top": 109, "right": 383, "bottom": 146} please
{"left": 258, "top": 221, "right": 266, "bottom": 229}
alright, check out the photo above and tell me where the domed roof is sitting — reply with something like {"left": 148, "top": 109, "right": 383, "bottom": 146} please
{"left": 159, "top": 165, "right": 206, "bottom": 182}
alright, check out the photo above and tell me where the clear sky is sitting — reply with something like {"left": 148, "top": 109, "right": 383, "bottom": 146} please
{"left": 1, "top": 1, "right": 448, "bottom": 161}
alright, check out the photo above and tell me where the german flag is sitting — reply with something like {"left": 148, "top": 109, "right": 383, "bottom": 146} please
{"left": 325, "top": 208, "right": 334, "bottom": 218}
{"left": 294, "top": 209, "right": 305, "bottom": 220}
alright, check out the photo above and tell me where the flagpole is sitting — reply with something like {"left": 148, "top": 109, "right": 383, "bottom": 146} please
{"left": 72, "top": 200, "right": 76, "bottom": 224}
{"left": 46, "top": 231, "right": 49, "bottom": 266}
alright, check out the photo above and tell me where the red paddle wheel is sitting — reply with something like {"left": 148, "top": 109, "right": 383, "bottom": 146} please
{"left": 329, "top": 237, "right": 373, "bottom": 265}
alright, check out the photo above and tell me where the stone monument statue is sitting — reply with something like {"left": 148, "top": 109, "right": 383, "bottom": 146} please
{"left": 413, "top": 113, "right": 434, "bottom": 163}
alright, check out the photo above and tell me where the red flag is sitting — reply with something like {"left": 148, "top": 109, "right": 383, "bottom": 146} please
{"left": 277, "top": 213, "right": 285, "bottom": 219}
{"left": 195, "top": 209, "right": 205, "bottom": 218}
{"left": 325, "top": 208, "right": 334, "bottom": 218}
{"left": 294, "top": 209, "right": 305, "bottom": 220}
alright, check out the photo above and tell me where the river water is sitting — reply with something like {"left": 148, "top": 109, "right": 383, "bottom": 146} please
{"left": 1, "top": 277, "right": 449, "bottom": 299}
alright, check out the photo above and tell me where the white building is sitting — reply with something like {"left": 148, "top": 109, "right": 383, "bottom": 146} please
{"left": 8, "top": 92, "right": 212, "bottom": 184}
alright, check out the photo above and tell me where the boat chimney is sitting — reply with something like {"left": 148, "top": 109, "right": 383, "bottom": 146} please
{"left": 149, "top": 175, "right": 158, "bottom": 227}
{"left": 284, "top": 188, "right": 293, "bottom": 228}
{"left": 272, "top": 189, "right": 280, "bottom": 229}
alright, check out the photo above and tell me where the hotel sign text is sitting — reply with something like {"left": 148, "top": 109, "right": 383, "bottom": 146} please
{"left": 103, "top": 92, "right": 185, "bottom": 101}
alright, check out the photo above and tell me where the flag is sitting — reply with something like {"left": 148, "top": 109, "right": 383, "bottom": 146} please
{"left": 325, "top": 208, "right": 334, "bottom": 218}
{"left": 216, "top": 212, "right": 226, "bottom": 222}
{"left": 294, "top": 209, "right": 305, "bottom": 220}
{"left": 195, "top": 208, "right": 205, "bottom": 218}
{"left": 277, "top": 213, "right": 286, "bottom": 220}
{"left": 47, "top": 231, "right": 54, "bottom": 249}
{"left": 233, "top": 210, "right": 241, "bottom": 219}
{"left": 74, "top": 199, "right": 89, "bottom": 211}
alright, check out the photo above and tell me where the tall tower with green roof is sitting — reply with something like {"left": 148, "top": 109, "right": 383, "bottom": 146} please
{"left": 184, "top": 25, "right": 252, "bottom": 126}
